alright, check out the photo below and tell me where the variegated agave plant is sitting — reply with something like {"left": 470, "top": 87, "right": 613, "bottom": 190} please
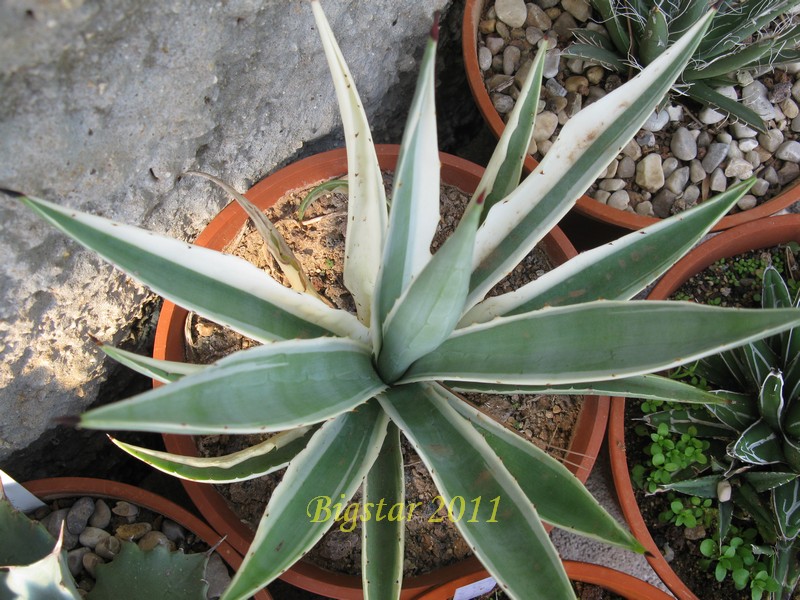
{"left": 642, "top": 265, "right": 800, "bottom": 599}
{"left": 564, "top": 0, "right": 800, "bottom": 131}
{"left": 13, "top": 2, "right": 800, "bottom": 599}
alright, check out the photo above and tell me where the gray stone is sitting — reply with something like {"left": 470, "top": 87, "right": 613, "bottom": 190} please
{"left": 745, "top": 150, "right": 761, "bottom": 169}
{"left": 793, "top": 115, "right": 800, "bottom": 133}
{"left": 503, "top": 45, "right": 521, "bottom": 75}
{"left": 751, "top": 178, "right": 770, "bottom": 196}
{"left": 742, "top": 81, "right": 776, "bottom": 120}
{"left": 670, "top": 127, "right": 697, "bottom": 161}
{"left": 82, "top": 552, "right": 104, "bottom": 579}
{"left": 758, "top": 129, "right": 784, "bottom": 153}
{"left": 599, "top": 178, "right": 625, "bottom": 192}
{"left": 776, "top": 141, "right": 800, "bottom": 162}
{"left": 607, "top": 190, "right": 630, "bottom": 210}
{"left": 593, "top": 190, "right": 611, "bottom": 204}
{"left": 492, "top": 93, "right": 516, "bottom": 114}
{"left": 543, "top": 48, "right": 561, "bottom": 78}
{"left": 526, "top": 4, "right": 552, "bottom": 29}
{"left": 545, "top": 77, "right": 567, "bottom": 97}
{"left": 737, "top": 195, "right": 758, "bottom": 211}
{"left": 666, "top": 105, "right": 683, "bottom": 121}
{"left": 738, "top": 139, "right": 759, "bottom": 153}
{"left": 635, "top": 200, "right": 655, "bottom": 217}
{"left": 717, "top": 132, "right": 733, "bottom": 144}
{"left": 793, "top": 79, "right": 800, "bottom": 102}
{"left": 731, "top": 123, "right": 758, "bottom": 139}
{"left": 138, "top": 530, "right": 174, "bottom": 551}
{"left": 710, "top": 168, "right": 728, "bottom": 192}
{"left": 532, "top": 111, "right": 559, "bottom": 142}
{"left": 652, "top": 190, "right": 677, "bottom": 218}
{"left": 779, "top": 162, "right": 800, "bottom": 185}
{"left": 552, "top": 12, "right": 578, "bottom": 41}
{"left": 689, "top": 160, "right": 706, "bottom": 183}
{"left": 67, "top": 497, "right": 95, "bottom": 535}
{"left": 617, "top": 156, "right": 636, "bottom": 178}
{"left": 79, "top": 526, "right": 110, "bottom": 549}
{"left": 782, "top": 99, "right": 799, "bottom": 119}
{"left": 662, "top": 157, "right": 680, "bottom": 179}
{"left": 636, "top": 153, "right": 664, "bottom": 192}
{"left": 161, "top": 519, "right": 186, "bottom": 543}
{"left": 635, "top": 131, "right": 656, "bottom": 148}
{"left": 763, "top": 166, "right": 780, "bottom": 185}
{"left": 601, "top": 159, "right": 619, "bottom": 178}
{"left": 642, "top": 110, "right": 669, "bottom": 132}
{"left": 67, "top": 548, "right": 91, "bottom": 578}
{"left": 89, "top": 499, "right": 111, "bottom": 529}
{"left": 561, "top": 0, "right": 592, "bottom": 21}
{"left": 95, "top": 534, "right": 122, "bottom": 560}
{"left": 485, "top": 35, "right": 506, "bottom": 55}
{"left": 496, "top": 0, "right": 528, "bottom": 27}
{"left": 696, "top": 131, "right": 713, "bottom": 147}
{"left": 699, "top": 106, "right": 725, "bottom": 125}
{"left": 702, "top": 143, "right": 730, "bottom": 173}
{"left": 665, "top": 167, "right": 690, "bottom": 194}
{"left": 478, "top": 46, "right": 493, "bottom": 71}
{"left": 0, "top": 0, "right": 449, "bottom": 463}
{"left": 724, "top": 158, "right": 754, "bottom": 179}
{"left": 205, "top": 553, "right": 233, "bottom": 600}
{"left": 681, "top": 185, "right": 700, "bottom": 206}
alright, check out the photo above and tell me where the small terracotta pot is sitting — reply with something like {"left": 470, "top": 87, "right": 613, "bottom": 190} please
{"left": 412, "top": 560, "right": 674, "bottom": 599}
{"left": 22, "top": 477, "right": 271, "bottom": 600}
{"left": 154, "top": 144, "right": 610, "bottom": 599}
{"left": 462, "top": 0, "right": 800, "bottom": 233}
{"left": 608, "top": 214, "right": 800, "bottom": 599}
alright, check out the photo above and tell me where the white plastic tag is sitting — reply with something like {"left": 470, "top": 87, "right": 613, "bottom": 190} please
{"left": 453, "top": 576, "right": 497, "bottom": 600}
{"left": 0, "top": 469, "right": 46, "bottom": 512}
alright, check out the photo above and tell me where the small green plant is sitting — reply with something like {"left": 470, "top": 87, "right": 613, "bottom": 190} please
{"left": 564, "top": 0, "right": 800, "bottom": 131}
{"left": 699, "top": 527, "right": 779, "bottom": 598}
{"left": 11, "top": 3, "right": 800, "bottom": 599}
{"left": 632, "top": 423, "right": 710, "bottom": 492}
{"left": 658, "top": 493, "right": 713, "bottom": 528}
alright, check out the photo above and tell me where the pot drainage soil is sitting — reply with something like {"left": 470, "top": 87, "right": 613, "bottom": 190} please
{"left": 185, "top": 175, "right": 582, "bottom": 577}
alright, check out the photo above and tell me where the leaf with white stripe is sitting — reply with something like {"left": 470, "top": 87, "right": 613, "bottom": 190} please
{"left": 97, "top": 343, "right": 205, "bottom": 384}
{"left": 109, "top": 427, "right": 315, "bottom": 483}
{"left": 312, "top": 0, "right": 387, "bottom": 325}
{"left": 222, "top": 402, "right": 388, "bottom": 600}
{"left": 403, "top": 301, "right": 800, "bottom": 386}
{"left": 774, "top": 478, "right": 800, "bottom": 540}
{"left": 759, "top": 370, "right": 785, "bottom": 432}
{"left": 80, "top": 338, "right": 386, "bottom": 434}
{"left": 465, "top": 12, "right": 716, "bottom": 309}
{"left": 731, "top": 419, "right": 784, "bottom": 465}
{"left": 705, "top": 391, "right": 759, "bottom": 430}
{"left": 644, "top": 408, "right": 734, "bottom": 438}
{"left": 19, "top": 195, "right": 366, "bottom": 344}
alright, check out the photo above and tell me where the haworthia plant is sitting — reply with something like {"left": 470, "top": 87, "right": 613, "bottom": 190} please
{"left": 12, "top": 1, "right": 800, "bottom": 599}
{"left": 564, "top": 0, "right": 800, "bottom": 131}
{"left": 640, "top": 265, "right": 800, "bottom": 599}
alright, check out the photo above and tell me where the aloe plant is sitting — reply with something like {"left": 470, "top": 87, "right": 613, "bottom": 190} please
{"left": 11, "top": 2, "right": 800, "bottom": 599}
{"left": 638, "top": 264, "right": 800, "bottom": 599}
{"left": 564, "top": 0, "right": 800, "bottom": 131}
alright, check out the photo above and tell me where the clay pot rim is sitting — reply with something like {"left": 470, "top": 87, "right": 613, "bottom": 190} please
{"left": 608, "top": 214, "right": 800, "bottom": 600}
{"left": 461, "top": 0, "right": 800, "bottom": 232}
{"left": 411, "top": 560, "right": 675, "bottom": 599}
{"left": 155, "top": 144, "right": 610, "bottom": 599}
{"left": 22, "top": 476, "right": 271, "bottom": 600}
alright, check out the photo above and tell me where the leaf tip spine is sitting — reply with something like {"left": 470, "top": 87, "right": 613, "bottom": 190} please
{"left": 53, "top": 415, "right": 81, "bottom": 428}
{"left": 430, "top": 12, "right": 440, "bottom": 42}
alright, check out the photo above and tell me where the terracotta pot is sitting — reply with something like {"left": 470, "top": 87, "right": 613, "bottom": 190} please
{"left": 22, "top": 477, "right": 271, "bottom": 600}
{"left": 154, "top": 144, "right": 610, "bottom": 599}
{"left": 608, "top": 214, "right": 800, "bottom": 600}
{"left": 462, "top": 0, "right": 800, "bottom": 233}
{"left": 412, "top": 560, "right": 674, "bottom": 599}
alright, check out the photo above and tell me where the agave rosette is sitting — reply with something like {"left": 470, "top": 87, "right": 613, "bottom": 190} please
{"left": 15, "top": 2, "right": 800, "bottom": 599}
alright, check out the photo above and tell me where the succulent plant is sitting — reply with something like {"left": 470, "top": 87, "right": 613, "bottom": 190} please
{"left": 564, "top": 0, "right": 800, "bottom": 131}
{"left": 639, "top": 264, "right": 800, "bottom": 599}
{"left": 11, "top": 2, "right": 800, "bottom": 599}
{"left": 0, "top": 487, "right": 209, "bottom": 600}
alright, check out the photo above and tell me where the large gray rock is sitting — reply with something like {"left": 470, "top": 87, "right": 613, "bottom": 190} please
{"left": 0, "top": 0, "right": 450, "bottom": 463}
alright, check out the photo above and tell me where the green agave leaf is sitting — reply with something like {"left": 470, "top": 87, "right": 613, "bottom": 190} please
{"left": 743, "top": 471, "right": 798, "bottom": 493}
{"left": 783, "top": 433, "right": 800, "bottom": 472}
{"left": 685, "top": 81, "right": 767, "bottom": 133}
{"left": 466, "top": 12, "right": 716, "bottom": 308}
{"left": 639, "top": 6, "right": 669, "bottom": 65}
{"left": 590, "top": 0, "right": 631, "bottom": 54}
{"left": 478, "top": 42, "right": 547, "bottom": 217}
{"left": 80, "top": 338, "right": 386, "bottom": 434}
{"left": 762, "top": 264, "right": 795, "bottom": 360}
{"left": 0, "top": 495, "right": 62, "bottom": 568}
{"left": 720, "top": 347, "right": 752, "bottom": 391}
{"left": 669, "top": 0, "right": 709, "bottom": 41}
{"left": 97, "top": 344, "right": 205, "bottom": 384}
{"left": 461, "top": 180, "right": 752, "bottom": 324}
{"left": 296, "top": 179, "right": 347, "bottom": 221}
{"left": 645, "top": 408, "right": 734, "bottom": 438}
{"left": 312, "top": 0, "right": 387, "bottom": 325}
{"left": 378, "top": 383, "right": 575, "bottom": 600}
{"left": 759, "top": 370, "right": 785, "bottom": 433}
{"left": 705, "top": 391, "right": 759, "bottom": 431}
{"left": 109, "top": 427, "right": 315, "bottom": 483}
{"left": 222, "top": 402, "right": 388, "bottom": 600}
{"left": 560, "top": 43, "right": 627, "bottom": 73}
{"left": 570, "top": 28, "right": 618, "bottom": 53}
{"left": 185, "top": 171, "right": 320, "bottom": 299}
{"left": 441, "top": 384, "right": 644, "bottom": 551}
{"left": 362, "top": 423, "right": 404, "bottom": 600}
{"left": 18, "top": 195, "right": 367, "bottom": 345}
{"left": 404, "top": 301, "right": 800, "bottom": 386}
{"left": 695, "top": 354, "right": 742, "bottom": 390}
{"left": 0, "top": 532, "right": 80, "bottom": 600}
{"left": 378, "top": 198, "right": 483, "bottom": 383}
{"left": 734, "top": 481, "right": 778, "bottom": 544}
{"left": 732, "top": 419, "right": 785, "bottom": 465}
{"left": 374, "top": 24, "right": 440, "bottom": 338}
{"left": 743, "top": 339, "right": 780, "bottom": 392}
{"left": 773, "top": 478, "right": 800, "bottom": 540}
{"left": 448, "top": 374, "right": 730, "bottom": 405}
{"left": 685, "top": 40, "right": 774, "bottom": 81}
{"left": 661, "top": 474, "right": 721, "bottom": 497}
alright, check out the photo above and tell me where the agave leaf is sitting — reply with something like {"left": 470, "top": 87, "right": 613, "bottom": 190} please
{"left": 373, "top": 24, "right": 440, "bottom": 337}
{"left": 669, "top": 0, "right": 710, "bottom": 41}
{"left": 695, "top": 354, "right": 742, "bottom": 390}
{"left": 440, "top": 384, "right": 644, "bottom": 551}
{"left": 466, "top": 12, "right": 716, "bottom": 308}
{"left": 685, "top": 81, "right": 767, "bottom": 133}
{"left": 661, "top": 474, "right": 721, "bottom": 497}
{"left": 732, "top": 419, "right": 785, "bottom": 465}
{"left": 18, "top": 195, "right": 367, "bottom": 345}
{"left": 735, "top": 481, "right": 779, "bottom": 544}
{"left": 312, "top": 0, "right": 387, "bottom": 325}
{"left": 185, "top": 171, "right": 322, "bottom": 299}
{"left": 773, "top": 478, "right": 800, "bottom": 540}
{"left": 590, "top": 0, "right": 631, "bottom": 54}
{"left": 560, "top": 43, "right": 627, "bottom": 72}
{"left": 569, "top": 28, "right": 618, "bottom": 52}
{"left": 478, "top": 42, "right": 547, "bottom": 216}
{"left": 296, "top": 179, "right": 347, "bottom": 221}
{"left": 377, "top": 197, "right": 483, "bottom": 382}
{"left": 720, "top": 348, "right": 752, "bottom": 391}
{"left": 639, "top": 6, "right": 669, "bottom": 65}
{"left": 645, "top": 408, "right": 734, "bottom": 438}
{"left": 0, "top": 531, "right": 80, "bottom": 600}
{"left": 699, "top": 0, "right": 800, "bottom": 58}
{"left": 763, "top": 264, "right": 795, "bottom": 359}
{"left": 378, "top": 383, "right": 575, "bottom": 600}
{"left": 222, "top": 403, "right": 388, "bottom": 600}
{"left": 97, "top": 344, "right": 205, "bottom": 384}
{"left": 108, "top": 427, "right": 315, "bottom": 483}
{"left": 685, "top": 40, "right": 774, "bottom": 82}
{"left": 743, "top": 340, "right": 780, "bottom": 392}
{"left": 460, "top": 180, "right": 752, "bottom": 324}
{"left": 404, "top": 301, "right": 800, "bottom": 386}
{"left": 744, "top": 472, "right": 798, "bottom": 493}
{"left": 705, "top": 391, "right": 759, "bottom": 430}
{"left": 362, "top": 423, "right": 404, "bottom": 600}
{"left": 448, "top": 374, "right": 730, "bottom": 405}
{"left": 80, "top": 338, "right": 386, "bottom": 434}
{"left": 759, "top": 370, "right": 785, "bottom": 433}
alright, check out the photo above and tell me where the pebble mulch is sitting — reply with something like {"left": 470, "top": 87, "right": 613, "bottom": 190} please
{"left": 478, "top": 0, "right": 800, "bottom": 218}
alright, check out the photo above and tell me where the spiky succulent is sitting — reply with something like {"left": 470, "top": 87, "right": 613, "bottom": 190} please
{"left": 12, "top": 2, "right": 800, "bottom": 599}
{"left": 640, "top": 264, "right": 800, "bottom": 599}
{"left": 564, "top": 0, "right": 800, "bottom": 131}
